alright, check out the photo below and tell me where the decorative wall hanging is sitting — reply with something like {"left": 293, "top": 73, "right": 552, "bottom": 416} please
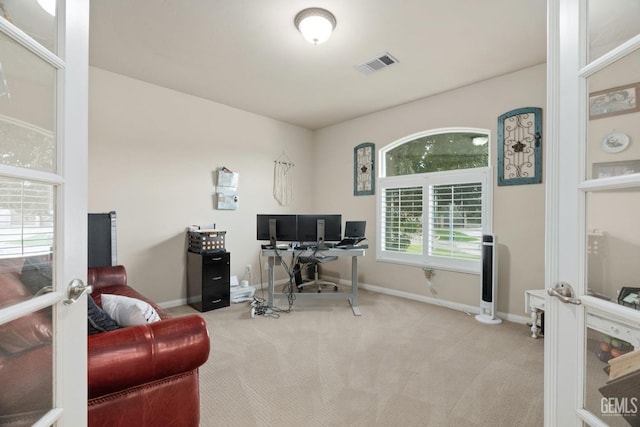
{"left": 273, "top": 151, "right": 294, "bottom": 206}
{"left": 498, "top": 107, "right": 542, "bottom": 186}
{"left": 216, "top": 166, "right": 239, "bottom": 210}
{"left": 601, "top": 132, "right": 630, "bottom": 153}
{"left": 354, "top": 142, "right": 375, "bottom": 195}
{"left": 589, "top": 82, "right": 640, "bottom": 120}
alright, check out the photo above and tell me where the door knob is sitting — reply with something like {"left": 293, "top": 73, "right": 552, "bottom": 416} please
{"left": 547, "top": 282, "right": 581, "bottom": 305}
{"left": 64, "top": 278, "right": 93, "bottom": 305}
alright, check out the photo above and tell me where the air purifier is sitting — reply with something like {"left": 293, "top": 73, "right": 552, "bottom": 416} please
{"left": 476, "top": 234, "right": 502, "bottom": 324}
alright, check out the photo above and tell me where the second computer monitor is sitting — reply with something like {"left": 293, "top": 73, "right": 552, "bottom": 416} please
{"left": 297, "top": 214, "right": 341, "bottom": 244}
{"left": 256, "top": 214, "right": 298, "bottom": 246}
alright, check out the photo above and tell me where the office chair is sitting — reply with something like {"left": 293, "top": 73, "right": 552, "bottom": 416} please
{"left": 296, "top": 253, "right": 339, "bottom": 292}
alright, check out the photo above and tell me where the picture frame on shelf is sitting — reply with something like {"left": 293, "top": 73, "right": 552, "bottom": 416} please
{"left": 592, "top": 159, "right": 640, "bottom": 179}
{"left": 589, "top": 82, "right": 640, "bottom": 120}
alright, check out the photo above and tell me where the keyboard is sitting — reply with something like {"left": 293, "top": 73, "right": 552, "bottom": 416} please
{"left": 336, "top": 237, "right": 365, "bottom": 247}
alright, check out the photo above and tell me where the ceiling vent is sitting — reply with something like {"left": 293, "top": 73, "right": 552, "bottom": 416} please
{"left": 355, "top": 52, "right": 399, "bottom": 75}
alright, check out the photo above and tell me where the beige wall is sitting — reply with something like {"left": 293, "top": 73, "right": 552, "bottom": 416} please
{"left": 312, "top": 64, "right": 547, "bottom": 317}
{"left": 89, "top": 64, "right": 547, "bottom": 318}
{"left": 89, "top": 67, "right": 314, "bottom": 303}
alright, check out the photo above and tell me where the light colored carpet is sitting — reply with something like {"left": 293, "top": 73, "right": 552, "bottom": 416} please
{"left": 167, "top": 288, "right": 544, "bottom": 427}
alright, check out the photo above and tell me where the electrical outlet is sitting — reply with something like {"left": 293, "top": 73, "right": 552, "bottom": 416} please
{"left": 246, "top": 264, "right": 252, "bottom": 273}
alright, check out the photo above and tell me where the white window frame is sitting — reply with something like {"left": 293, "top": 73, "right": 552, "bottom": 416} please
{"left": 377, "top": 128, "right": 493, "bottom": 274}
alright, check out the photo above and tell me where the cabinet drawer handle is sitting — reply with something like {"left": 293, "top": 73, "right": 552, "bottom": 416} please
{"left": 212, "top": 276, "right": 223, "bottom": 280}
{"left": 210, "top": 257, "right": 222, "bottom": 261}
{"left": 211, "top": 299, "right": 222, "bottom": 304}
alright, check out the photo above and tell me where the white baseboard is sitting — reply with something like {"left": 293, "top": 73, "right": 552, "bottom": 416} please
{"left": 346, "top": 280, "right": 530, "bottom": 325}
{"left": 166, "top": 278, "right": 530, "bottom": 325}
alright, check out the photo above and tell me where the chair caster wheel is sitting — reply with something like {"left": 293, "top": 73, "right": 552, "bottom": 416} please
{"left": 334, "top": 286, "right": 338, "bottom": 292}
{"left": 317, "top": 289, "right": 321, "bottom": 293}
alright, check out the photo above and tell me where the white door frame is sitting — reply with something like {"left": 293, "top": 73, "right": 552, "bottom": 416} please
{"left": 0, "top": 1, "right": 89, "bottom": 425}
{"left": 545, "top": 0, "right": 640, "bottom": 425}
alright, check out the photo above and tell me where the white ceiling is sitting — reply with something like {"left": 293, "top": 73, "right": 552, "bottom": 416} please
{"left": 89, "top": 1, "right": 548, "bottom": 130}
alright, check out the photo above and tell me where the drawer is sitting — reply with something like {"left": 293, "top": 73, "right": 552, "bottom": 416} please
{"left": 202, "top": 287, "right": 230, "bottom": 311}
{"left": 202, "top": 264, "right": 230, "bottom": 285}
{"left": 587, "top": 313, "right": 640, "bottom": 348}
{"left": 202, "top": 252, "right": 230, "bottom": 265}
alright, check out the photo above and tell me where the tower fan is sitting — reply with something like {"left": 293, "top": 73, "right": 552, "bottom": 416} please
{"left": 476, "top": 234, "right": 502, "bottom": 324}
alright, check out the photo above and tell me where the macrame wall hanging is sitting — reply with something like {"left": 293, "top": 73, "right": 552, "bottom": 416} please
{"left": 273, "top": 152, "right": 294, "bottom": 206}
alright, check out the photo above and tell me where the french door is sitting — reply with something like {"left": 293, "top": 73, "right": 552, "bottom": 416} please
{"left": 546, "top": 0, "right": 640, "bottom": 425}
{"left": 0, "top": 1, "right": 88, "bottom": 425}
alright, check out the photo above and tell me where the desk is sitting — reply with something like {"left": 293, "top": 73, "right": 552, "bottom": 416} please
{"left": 525, "top": 289, "right": 546, "bottom": 338}
{"left": 261, "top": 247, "right": 365, "bottom": 316}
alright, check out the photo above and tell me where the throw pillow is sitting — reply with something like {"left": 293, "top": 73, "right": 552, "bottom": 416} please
{"left": 87, "top": 296, "right": 120, "bottom": 335}
{"left": 101, "top": 294, "right": 161, "bottom": 327}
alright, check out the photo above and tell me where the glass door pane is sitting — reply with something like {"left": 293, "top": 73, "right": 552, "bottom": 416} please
{"left": 586, "top": 189, "right": 640, "bottom": 301}
{"left": 585, "top": 322, "right": 638, "bottom": 426}
{"left": 0, "top": 0, "right": 57, "bottom": 53}
{"left": 587, "top": 48, "right": 640, "bottom": 181}
{"left": 588, "top": 0, "right": 640, "bottom": 63}
{"left": 0, "top": 31, "right": 56, "bottom": 173}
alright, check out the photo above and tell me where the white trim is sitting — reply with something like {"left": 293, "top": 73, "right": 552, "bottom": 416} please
{"left": 579, "top": 34, "right": 640, "bottom": 78}
{"left": 0, "top": 292, "right": 63, "bottom": 325}
{"left": 0, "top": 16, "right": 64, "bottom": 69}
{"left": 544, "top": 0, "right": 561, "bottom": 425}
{"left": 0, "top": 164, "right": 64, "bottom": 185}
{"left": 0, "top": 113, "right": 54, "bottom": 137}
{"left": 579, "top": 174, "right": 640, "bottom": 192}
{"left": 353, "top": 280, "right": 530, "bottom": 324}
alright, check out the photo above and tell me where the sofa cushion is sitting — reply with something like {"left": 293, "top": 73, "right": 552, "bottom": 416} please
{"left": 0, "top": 272, "right": 52, "bottom": 354}
{"left": 88, "top": 296, "right": 121, "bottom": 335}
{"left": 101, "top": 294, "right": 161, "bottom": 326}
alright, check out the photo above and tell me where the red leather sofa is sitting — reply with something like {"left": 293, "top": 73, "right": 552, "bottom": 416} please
{"left": 0, "top": 261, "right": 210, "bottom": 427}
{"left": 87, "top": 265, "right": 210, "bottom": 426}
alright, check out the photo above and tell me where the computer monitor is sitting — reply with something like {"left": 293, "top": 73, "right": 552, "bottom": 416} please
{"left": 297, "top": 214, "right": 342, "bottom": 245}
{"left": 256, "top": 214, "right": 298, "bottom": 246}
{"left": 344, "top": 221, "right": 366, "bottom": 238}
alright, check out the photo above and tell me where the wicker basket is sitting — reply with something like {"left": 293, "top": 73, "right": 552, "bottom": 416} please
{"left": 188, "top": 230, "right": 226, "bottom": 253}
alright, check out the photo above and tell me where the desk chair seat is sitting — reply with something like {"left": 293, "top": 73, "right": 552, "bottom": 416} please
{"left": 296, "top": 255, "right": 339, "bottom": 293}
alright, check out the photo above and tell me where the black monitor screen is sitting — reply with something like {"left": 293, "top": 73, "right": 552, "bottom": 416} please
{"left": 256, "top": 214, "right": 298, "bottom": 242}
{"left": 344, "top": 221, "right": 366, "bottom": 238}
{"left": 297, "top": 214, "right": 342, "bottom": 243}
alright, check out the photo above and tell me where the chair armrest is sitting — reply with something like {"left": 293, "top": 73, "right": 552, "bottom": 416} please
{"left": 88, "top": 314, "right": 210, "bottom": 398}
{"left": 87, "top": 265, "right": 128, "bottom": 292}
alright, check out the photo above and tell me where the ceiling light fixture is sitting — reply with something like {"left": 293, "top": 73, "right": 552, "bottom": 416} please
{"left": 37, "top": 0, "right": 56, "bottom": 16}
{"left": 294, "top": 7, "right": 336, "bottom": 45}
{"left": 472, "top": 136, "right": 489, "bottom": 146}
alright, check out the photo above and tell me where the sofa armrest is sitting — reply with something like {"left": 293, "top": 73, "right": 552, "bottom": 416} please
{"left": 88, "top": 314, "right": 210, "bottom": 398}
{"left": 87, "top": 265, "right": 128, "bottom": 292}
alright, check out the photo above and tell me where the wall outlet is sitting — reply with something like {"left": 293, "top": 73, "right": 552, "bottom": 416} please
{"left": 246, "top": 264, "right": 252, "bottom": 273}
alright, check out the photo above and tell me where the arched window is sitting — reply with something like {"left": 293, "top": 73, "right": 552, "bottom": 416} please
{"left": 377, "top": 128, "right": 492, "bottom": 273}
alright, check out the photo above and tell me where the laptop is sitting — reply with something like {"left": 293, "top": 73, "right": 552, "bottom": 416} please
{"left": 336, "top": 221, "right": 367, "bottom": 247}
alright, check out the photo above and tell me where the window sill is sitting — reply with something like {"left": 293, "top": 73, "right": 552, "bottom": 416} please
{"left": 376, "top": 255, "right": 480, "bottom": 275}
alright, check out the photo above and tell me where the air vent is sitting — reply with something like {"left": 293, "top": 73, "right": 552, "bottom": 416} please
{"left": 355, "top": 52, "right": 399, "bottom": 75}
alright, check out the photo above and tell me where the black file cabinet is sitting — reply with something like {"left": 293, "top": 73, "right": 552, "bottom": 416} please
{"left": 187, "top": 251, "right": 230, "bottom": 312}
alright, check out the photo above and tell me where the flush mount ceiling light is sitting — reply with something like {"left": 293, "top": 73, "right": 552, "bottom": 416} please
{"left": 472, "top": 136, "right": 489, "bottom": 146}
{"left": 294, "top": 7, "right": 336, "bottom": 45}
{"left": 37, "top": 0, "right": 56, "bottom": 16}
